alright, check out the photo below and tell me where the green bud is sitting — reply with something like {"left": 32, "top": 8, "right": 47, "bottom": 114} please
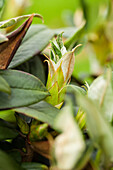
{"left": 45, "top": 33, "right": 81, "bottom": 108}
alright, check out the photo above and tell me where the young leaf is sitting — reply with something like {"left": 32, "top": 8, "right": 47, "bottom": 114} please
{"left": 0, "top": 14, "right": 36, "bottom": 69}
{"left": 0, "top": 14, "right": 43, "bottom": 29}
{"left": 0, "top": 70, "right": 49, "bottom": 109}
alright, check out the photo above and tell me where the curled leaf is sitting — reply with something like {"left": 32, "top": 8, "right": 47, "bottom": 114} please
{"left": 0, "top": 13, "right": 43, "bottom": 29}
{"left": 0, "top": 14, "right": 34, "bottom": 69}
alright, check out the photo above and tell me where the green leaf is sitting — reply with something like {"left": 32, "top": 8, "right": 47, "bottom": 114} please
{"left": 64, "top": 24, "right": 85, "bottom": 50}
{"left": 0, "top": 70, "right": 49, "bottom": 109}
{"left": 16, "top": 55, "right": 46, "bottom": 84}
{"left": 0, "top": 150, "right": 22, "bottom": 170}
{"left": 77, "top": 95, "right": 113, "bottom": 162}
{"left": 0, "top": 119, "right": 18, "bottom": 141}
{"left": 13, "top": 101, "right": 59, "bottom": 128}
{"left": 0, "top": 75, "right": 11, "bottom": 94}
{"left": 21, "top": 162, "right": 48, "bottom": 170}
{"left": 9, "top": 25, "right": 55, "bottom": 68}
{"left": 54, "top": 27, "right": 82, "bottom": 38}
{"left": 88, "top": 69, "right": 113, "bottom": 122}
{"left": 53, "top": 100, "right": 85, "bottom": 169}
{"left": 0, "top": 126, "right": 18, "bottom": 141}
{"left": 0, "top": 14, "right": 43, "bottom": 29}
{"left": 9, "top": 25, "right": 88, "bottom": 68}
{"left": 0, "top": 110, "right": 16, "bottom": 122}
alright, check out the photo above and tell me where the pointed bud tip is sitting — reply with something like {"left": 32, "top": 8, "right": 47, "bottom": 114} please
{"left": 33, "top": 13, "right": 44, "bottom": 23}
{"left": 72, "top": 44, "right": 82, "bottom": 53}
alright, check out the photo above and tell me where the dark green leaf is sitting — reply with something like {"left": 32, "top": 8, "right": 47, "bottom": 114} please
{"left": 8, "top": 151, "right": 22, "bottom": 164}
{"left": 9, "top": 25, "right": 86, "bottom": 68}
{"left": 16, "top": 55, "right": 46, "bottom": 84}
{"left": 0, "top": 150, "right": 22, "bottom": 170}
{"left": 0, "top": 70, "right": 49, "bottom": 109}
{"left": 14, "top": 101, "right": 59, "bottom": 127}
{"left": 0, "top": 126, "right": 18, "bottom": 141}
{"left": 0, "top": 118, "right": 18, "bottom": 141}
{"left": 0, "top": 75, "right": 11, "bottom": 94}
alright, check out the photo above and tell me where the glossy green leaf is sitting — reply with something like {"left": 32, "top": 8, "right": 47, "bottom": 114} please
{"left": 77, "top": 95, "right": 113, "bottom": 162}
{"left": 0, "top": 14, "right": 43, "bottom": 29}
{"left": 0, "top": 150, "right": 22, "bottom": 170}
{"left": 0, "top": 75, "right": 11, "bottom": 94}
{"left": 0, "top": 70, "right": 49, "bottom": 109}
{"left": 13, "top": 101, "right": 59, "bottom": 127}
{"left": 21, "top": 162, "right": 48, "bottom": 170}
{"left": 54, "top": 100, "right": 85, "bottom": 169}
{"left": 88, "top": 69, "right": 113, "bottom": 122}
{"left": 9, "top": 25, "right": 55, "bottom": 68}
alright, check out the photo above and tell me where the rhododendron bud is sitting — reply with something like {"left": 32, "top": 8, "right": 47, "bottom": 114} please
{"left": 45, "top": 33, "right": 81, "bottom": 108}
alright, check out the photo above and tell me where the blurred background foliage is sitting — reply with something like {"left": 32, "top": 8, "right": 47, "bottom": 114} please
{"left": 1, "top": 0, "right": 113, "bottom": 84}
